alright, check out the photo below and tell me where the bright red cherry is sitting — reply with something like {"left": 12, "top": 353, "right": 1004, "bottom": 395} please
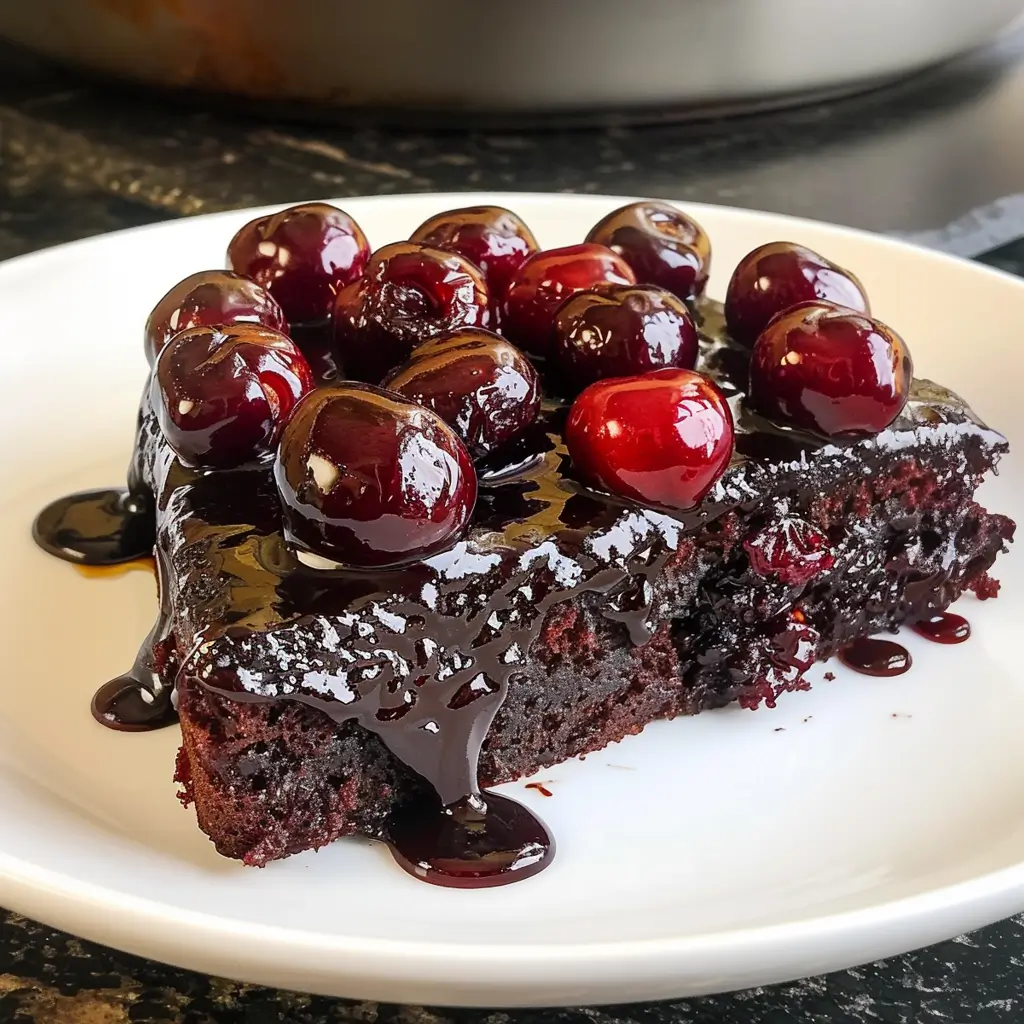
{"left": 382, "top": 329, "right": 540, "bottom": 456}
{"left": 748, "top": 301, "right": 913, "bottom": 436}
{"left": 333, "top": 242, "right": 490, "bottom": 383}
{"left": 565, "top": 368, "right": 734, "bottom": 510}
{"left": 144, "top": 270, "right": 286, "bottom": 365}
{"left": 502, "top": 243, "right": 636, "bottom": 359}
{"left": 152, "top": 324, "right": 314, "bottom": 469}
{"left": 274, "top": 384, "right": 477, "bottom": 568}
{"left": 227, "top": 202, "right": 370, "bottom": 325}
{"left": 724, "top": 241, "right": 869, "bottom": 348}
{"left": 586, "top": 201, "right": 711, "bottom": 303}
{"left": 409, "top": 206, "right": 539, "bottom": 304}
{"left": 553, "top": 285, "right": 698, "bottom": 392}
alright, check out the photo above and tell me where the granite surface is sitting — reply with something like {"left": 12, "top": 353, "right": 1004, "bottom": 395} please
{"left": 3, "top": 24, "right": 1024, "bottom": 1024}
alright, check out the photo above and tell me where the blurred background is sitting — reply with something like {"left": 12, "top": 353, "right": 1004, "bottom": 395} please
{"left": 1, "top": 1, "right": 1024, "bottom": 259}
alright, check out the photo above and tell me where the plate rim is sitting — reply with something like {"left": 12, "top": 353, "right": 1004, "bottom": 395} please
{"left": 3, "top": 190, "right": 1024, "bottom": 1005}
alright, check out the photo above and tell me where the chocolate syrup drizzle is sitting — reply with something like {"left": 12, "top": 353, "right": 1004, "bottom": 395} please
{"left": 33, "top": 300, "right": 998, "bottom": 886}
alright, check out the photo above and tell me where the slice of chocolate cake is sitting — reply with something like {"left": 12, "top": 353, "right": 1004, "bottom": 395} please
{"left": 33, "top": 200, "right": 1014, "bottom": 887}
{"left": 145, "top": 307, "right": 1011, "bottom": 872}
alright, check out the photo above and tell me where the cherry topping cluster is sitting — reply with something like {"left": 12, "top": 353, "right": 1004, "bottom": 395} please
{"left": 141, "top": 199, "right": 916, "bottom": 564}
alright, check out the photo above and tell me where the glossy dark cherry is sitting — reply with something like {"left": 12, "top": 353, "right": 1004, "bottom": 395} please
{"left": 748, "top": 301, "right": 913, "bottom": 437}
{"left": 744, "top": 516, "right": 835, "bottom": 586}
{"left": 152, "top": 324, "right": 315, "bottom": 469}
{"left": 565, "top": 368, "right": 734, "bottom": 510}
{"left": 274, "top": 384, "right": 477, "bottom": 567}
{"left": 144, "top": 270, "right": 286, "bottom": 365}
{"left": 553, "top": 285, "right": 699, "bottom": 392}
{"left": 382, "top": 329, "right": 540, "bottom": 456}
{"left": 586, "top": 201, "right": 711, "bottom": 302}
{"left": 227, "top": 202, "right": 370, "bottom": 325}
{"left": 409, "top": 205, "right": 539, "bottom": 304}
{"left": 724, "top": 241, "right": 870, "bottom": 348}
{"left": 334, "top": 242, "right": 491, "bottom": 383}
{"left": 502, "top": 243, "right": 636, "bottom": 359}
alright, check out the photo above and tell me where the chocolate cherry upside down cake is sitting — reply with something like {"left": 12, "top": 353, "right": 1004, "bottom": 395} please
{"left": 34, "top": 200, "right": 1014, "bottom": 887}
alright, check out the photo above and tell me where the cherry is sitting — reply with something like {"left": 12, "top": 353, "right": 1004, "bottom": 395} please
{"left": 152, "top": 324, "right": 314, "bottom": 469}
{"left": 586, "top": 201, "right": 711, "bottom": 303}
{"left": 333, "top": 242, "right": 490, "bottom": 383}
{"left": 748, "top": 301, "right": 913, "bottom": 437}
{"left": 409, "top": 206, "right": 539, "bottom": 304}
{"left": 502, "top": 243, "right": 636, "bottom": 359}
{"left": 382, "top": 329, "right": 540, "bottom": 456}
{"left": 553, "top": 285, "right": 698, "bottom": 392}
{"left": 144, "top": 270, "right": 286, "bottom": 365}
{"left": 744, "top": 516, "right": 835, "bottom": 587}
{"left": 227, "top": 202, "right": 370, "bottom": 325}
{"left": 724, "top": 241, "right": 869, "bottom": 348}
{"left": 565, "top": 368, "right": 733, "bottom": 510}
{"left": 275, "top": 384, "right": 477, "bottom": 567}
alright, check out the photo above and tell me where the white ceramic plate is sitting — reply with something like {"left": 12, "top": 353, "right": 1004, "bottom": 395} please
{"left": 1, "top": 193, "right": 1023, "bottom": 1008}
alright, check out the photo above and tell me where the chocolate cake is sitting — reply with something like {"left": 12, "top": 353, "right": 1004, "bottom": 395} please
{"left": 33, "top": 199, "right": 1014, "bottom": 887}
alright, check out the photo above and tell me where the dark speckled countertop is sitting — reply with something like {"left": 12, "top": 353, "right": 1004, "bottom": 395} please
{"left": 4, "top": 26, "right": 1024, "bottom": 1023}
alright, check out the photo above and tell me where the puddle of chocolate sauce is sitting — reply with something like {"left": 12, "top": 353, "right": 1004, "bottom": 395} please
{"left": 910, "top": 611, "right": 971, "bottom": 644}
{"left": 838, "top": 637, "right": 913, "bottom": 677}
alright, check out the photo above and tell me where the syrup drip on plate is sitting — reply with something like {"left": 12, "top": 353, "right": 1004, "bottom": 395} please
{"left": 93, "top": 547, "right": 178, "bottom": 732}
{"left": 33, "top": 488, "right": 154, "bottom": 565}
{"left": 838, "top": 637, "right": 913, "bottom": 677}
{"left": 92, "top": 665, "right": 176, "bottom": 732}
{"left": 385, "top": 792, "right": 554, "bottom": 888}
{"left": 34, "top": 494, "right": 178, "bottom": 732}
{"left": 910, "top": 611, "right": 971, "bottom": 644}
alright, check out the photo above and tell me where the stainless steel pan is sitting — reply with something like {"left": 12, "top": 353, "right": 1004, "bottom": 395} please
{"left": 2, "top": 0, "right": 1023, "bottom": 118}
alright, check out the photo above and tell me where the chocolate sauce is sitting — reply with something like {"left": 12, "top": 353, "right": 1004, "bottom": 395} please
{"left": 33, "top": 488, "right": 153, "bottom": 565}
{"left": 92, "top": 550, "right": 178, "bottom": 732}
{"left": 92, "top": 672, "right": 176, "bottom": 731}
{"left": 838, "top": 638, "right": 913, "bottom": 677}
{"left": 910, "top": 611, "right": 971, "bottom": 644}
{"left": 385, "top": 792, "right": 553, "bottom": 888}
{"left": 34, "top": 489, "right": 173, "bottom": 731}
{"left": 290, "top": 320, "right": 340, "bottom": 384}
